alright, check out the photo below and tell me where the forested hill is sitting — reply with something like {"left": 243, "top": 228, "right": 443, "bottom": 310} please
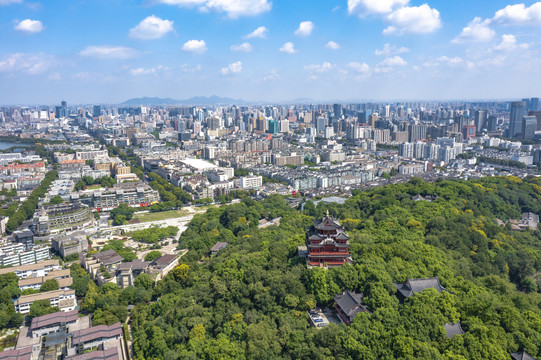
{"left": 131, "top": 176, "right": 541, "bottom": 360}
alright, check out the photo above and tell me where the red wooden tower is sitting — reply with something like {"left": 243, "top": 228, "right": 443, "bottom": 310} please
{"left": 307, "top": 211, "right": 351, "bottom": 267}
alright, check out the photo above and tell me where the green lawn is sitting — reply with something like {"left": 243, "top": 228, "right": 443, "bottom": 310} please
{"left": 132, "top": 209, "right": 190, "bottom": 222}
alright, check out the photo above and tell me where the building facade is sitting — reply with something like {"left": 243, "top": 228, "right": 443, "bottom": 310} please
{"left": 306, "top": 212, "right": 351, "bottom": 267}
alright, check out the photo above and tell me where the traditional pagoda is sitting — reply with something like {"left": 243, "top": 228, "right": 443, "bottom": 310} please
{"left": 306, "top": 211, "right": 351, "bottom": 267}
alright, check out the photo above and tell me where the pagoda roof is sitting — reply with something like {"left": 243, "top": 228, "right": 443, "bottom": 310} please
{"left": 394, "top": 277, "right": 446, "bottom": 299}
{"left": 314, "top": 215, "right": 343, "bottom": 231}
{"left": 334, "top": 290, "right": 367, "bottom": 317}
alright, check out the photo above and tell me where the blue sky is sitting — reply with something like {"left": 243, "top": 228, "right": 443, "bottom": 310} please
{"left": 0, "top": 0, "right": 540, "bottom": 104}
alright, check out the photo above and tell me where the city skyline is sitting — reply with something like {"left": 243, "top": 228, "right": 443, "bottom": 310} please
{"left": 1, "top": 0, "right": 541, "bottom": 104}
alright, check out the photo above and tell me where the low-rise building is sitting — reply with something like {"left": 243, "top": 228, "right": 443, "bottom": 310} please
{"left": 0, "top": 346, "right": 32, "bottom": 360}
{"left": 150, "top": 254, "right": 180, "bottom": 282}
{"left": 13, "top": 229, "right": 34, "bottom": 250}
{"left": 0, "top": 259, "right": 61, "bottom": 279}
{"left": 18, "top": 269, "right": 72, "bottom": 291}
{"left": 33, "top": 202, "right": 94, "bottom": 236}
{"left": 210, "top": 242, "right": 227, "bottom": 256}
{"left": 78, "top": 182, "right": 159, "bottom": 211}
{"left": 14, "top": 289, "right": 76, "bottom": 314}
{"left": 83, "top": 250, "right": 123, "bottom": 286}
{"left": 71, "top": 322, "right": 123, "bottom": 351}
{"left": 0, "top": 243, "right": 50, "bottom": 267}
{"left": 51, "top": 232, "right": 88, "bottom": 259}
{"left": 240, "top": 175, "right": 262, "bottom": 189}
{"left": 66, "top": 348, "right": 120, "bottom": 360}
{"left": 30, "top": 309, "right": 79, "bottom": 338}
{"left": 334, "top": 290, "right": 368, "bottom": 324}
{"left": 394, "top": 277, "right": 447, "bottom": 302}
{"left": 115, "top": 260, "right": 150, "bottom": 289}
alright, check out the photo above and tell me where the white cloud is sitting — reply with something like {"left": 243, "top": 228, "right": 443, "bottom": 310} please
{"left": 180, "top": 64, "right": 202, "bottom": 72}
{"left": 294, "top": 21, "right": 314, "bottom": 37}
{"left": 230, "top": 42, "right": 252, "bottom": 52}
{"left": 325, "top": 41, "right": 340, "bottom": 50}
{"left": 375, "top": 55, "right": 406, "bottom": 73}
{"left": 245, "top": 26, "right": 268, "bottom": 38}
{"left": 129, "top": 65, "right": 169, "bottom": 76}
{"left": 375, "top": 43, "right": 409, "bottom": 56}
{"left": 220, "top": 61, "right": 242, "bottom": 75}
{"left": 304, "top": 62, "right": 334, "bottom": 73}
{"left": 129, "top": 15, "right": 174, "bottom": 40}
{"left": 347, "top": 62, "right": 370, "bottom": 73}
{"left": 379, "top": 56, "right": 407, "bottom": 66}
{"left": 262, "top": 68, "right": 279, "bottom": 81}
{"left": 426, "top": 56, "right": 464, "bottom": 67}
{"left": 157, "top": 0, "right": 271, "bottom": 18}
{"left": 79, "top": 46, "right": 140, "bottom": 59}
{"left": 0, "top": 53, "right": 54, "bottom": 74}
{"left": 383, "top": 4, "right": 441, "bottom": 35}
{"left": 494, "top": 34, "right": 529, "bottom": 51}
{"left": 492, "top": 2, "right": 541, "bottom": 25}
{"left": 0, "top": 0, "right": 22, "bottom": 5}
{"left": 348, "top": 0, "right": 408, "bottom": 16}
{"left": 48, "top": 72, "right": 61, "bottom": 81}
{"left": 14, "top": 19, "right": 44, "bottom": 33}
{"left": 182, "top": 40, "right": 207, "bottom": 53}
{"left": 72, "top": 72, "right": 115, "bottom": 83}
{"left": 279, "top": 42, "right": 297, "bottom": 54}
{"left": 452, "top": 17, "right": 495, "bottom": 43}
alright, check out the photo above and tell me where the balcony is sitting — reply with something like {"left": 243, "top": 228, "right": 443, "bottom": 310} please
{"left": 308, "top": 251, "right": 349, "bottom": 257}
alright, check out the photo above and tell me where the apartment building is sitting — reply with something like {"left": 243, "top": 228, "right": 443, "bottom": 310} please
{"left": 14, "top": 289, "right": 76, "bottom": 314}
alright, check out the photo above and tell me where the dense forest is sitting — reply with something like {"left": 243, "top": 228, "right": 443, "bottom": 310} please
{"left": 123, "top": 176, "right": 541, "bottom": 359}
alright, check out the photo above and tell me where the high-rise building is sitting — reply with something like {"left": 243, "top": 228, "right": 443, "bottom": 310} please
{"left": 487, "top": 116, "right": 498, "bottom": 132}
{"left": 530, "top": 98, "right": 540, "bottom": 112}
{"left": 509, "top": 101, "right": 526, "bottom": 138}
{"left": 522, "top": 116, "right": 537, "bottom": 140}
{"left": 384, "top": 105, "right": 391, "bottom": 118}
{"left": 408, "top": 124, "right": 427, "bottom": 142}
{"left": 316, "top": 117, "right": 328, "bottom": 133}
{"left": 267, "top": 120, "right": 279, "bottom": 134}
{"left": 256, "top": 117, "right": 266, "bottom": 132}
{"left": 207, "top": 116, "right": 222, "bottom": 130}
{"left": 399, "top": 143, "right": 414, "bottom": 158}
{"left": 93, "top": 105, "right": 101, "bottom": 118}
{"left": 528, "top": 111, "right": 541, "bottom": 131}
{"left": 55, "top": 101, "right": 68, "bottom": 119}
{"left": 333, "top": 104, "right": 342, "bottom": 118}
{"left": 474, "top": 110, "right": 488, "bottom": 132}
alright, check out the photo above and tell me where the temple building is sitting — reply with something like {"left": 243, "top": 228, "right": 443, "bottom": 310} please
{"left": 306, "top": 211, "right": 351, "bottom": 267}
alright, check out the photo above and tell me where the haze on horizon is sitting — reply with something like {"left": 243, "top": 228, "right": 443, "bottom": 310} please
{"left": 0, "top": 0, "right": 540, "bottom": 104}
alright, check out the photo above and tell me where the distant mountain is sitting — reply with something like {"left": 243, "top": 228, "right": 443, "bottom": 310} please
{"left": 121, "top": 97, "right": 180, "bottom": 106}
{"left": 122, "top": 96, "right": 248, "bottom": 106}
{"left": 183, "top": 95, "right": 246, "bottom": 105}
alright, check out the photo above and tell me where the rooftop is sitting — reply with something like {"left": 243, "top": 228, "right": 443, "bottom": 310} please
{"left": 0, "top": 346, "right": 32, "bottom": 360}
{"left": 443, "top": 323, "right": 464, "bottom": 339}
{"left": 72, "top": 322, "right": 122, "bottom": 346}
{"left": 0, "top": 259, "right": 59, "bottom": 276}
{"left": 14, "top": 289, "right": 75, "bottom": 306}
{"left": 180, "top": 158, "right": 218, "bottom": 171}
{"left": 30, "top": 309, "right": 78, "bottom": 330}
{"left": 152, "top": 254, "right": 177, "bottom": 267}
{"left": 334, "top": 290, "right": 366, "bottom": 318}
{"left": 66, "top": 348, "right": 119, "bottom": 360}
{"left": 394, "top": 277, "right": 446, "bottom": 299}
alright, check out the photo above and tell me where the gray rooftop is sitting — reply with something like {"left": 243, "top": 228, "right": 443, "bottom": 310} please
{"left": 443, "top": 323, "right": 464, "bottom": 339}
